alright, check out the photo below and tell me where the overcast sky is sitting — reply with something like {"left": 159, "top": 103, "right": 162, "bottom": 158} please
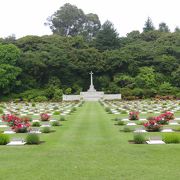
{"left": 0, "top": 0, "right": 179, "bottom": 38}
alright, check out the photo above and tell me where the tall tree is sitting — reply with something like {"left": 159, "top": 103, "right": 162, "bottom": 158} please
{"left": 175, "top": 26, "right": 180, "bottom": 32}
{"left": 94, "top": 20, "right": 120, "bottom": 51}
{"left": 45, "top": 3, "right": 101, "bottom": 40}
{"left": 143, "top": 17, "right": 155, "bottom": 32}
{"left": 158, "top": 22, "right": 170, "bottom": 32}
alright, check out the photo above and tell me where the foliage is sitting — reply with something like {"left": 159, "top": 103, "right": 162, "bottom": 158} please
{"left": 123, "top": 126, "right": 133, "bottom": 132}
{"left": 2, "top": 114, "right": 30, "bottom": 132}
{"left": 94, "top": 20, "right": 120, "bottom": 51}
{"left": 45, "top": 3, "right": 101, "bottom": 40}
{"left": 143, "top": 17, "right": 155, "bottom": 32}
{"left": 41, "top": 127, "right": 51, "bottom": 133}
{"left": 116, "top": 120, "right": 125, "bottom": 126}
{"left": 0, "top": 4, "right": 179, "bottom": 99}
{"left": 162, "top": 133, "right": 180, "bottom": 144}
{"left": 0, "top": 134, "right": 10, "bottom": 145}
{"left": 133, "top": 133, "right": 146, "bottom": 144}
{"left": 51, "top": 121, "right": 61, "bottom": 126}
{"left": 129, "top": 112, "right": 139, "bottom": 120}
{"left": 40, "top": 113, "right": 50, "bottom": 121}
{"left": 26, "top": 133, "right": 40, "bottom": 144}
{"left": 32, "top": 121, "right": 41, "bottom": 127}
{"left": 60, "top": 116, "right": 66, "bottom": 121}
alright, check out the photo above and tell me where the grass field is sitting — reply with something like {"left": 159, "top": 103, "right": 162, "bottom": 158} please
{"left": 0, "top": 102, "right": 180, "bottom": 180}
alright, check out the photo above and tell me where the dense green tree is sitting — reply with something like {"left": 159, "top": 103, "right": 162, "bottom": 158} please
{"left": 94, "top": 20, "right": 120, "bottom": 51}
{"left": 175, "top": 26, "right": 180, "bottom": 32}
{"left": 172, "top": 66, "right": 180, "bottom": 87}
{"left": 0, "top": 64, "right": 21, "bottom": 95}
{"left": 0, "top": 44, "right": 20, "bottom": 65}
{"left": 45, "top": 3, "right": 101, "bottom": 40}
{"left": 113, "top": 74, "right": 134, "bottom": 88}
{"left": 158, "top": 22, "right": 170, "bottom": 32}
{"left": 135, "top": 67, "right": 157, "bottom": 89}
{"left": 143, "top": 17, "right": 155, "bottom": 32}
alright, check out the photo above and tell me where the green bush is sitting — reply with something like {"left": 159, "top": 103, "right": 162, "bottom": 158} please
{"left": 136, "top": 121, "right": 147, "bottom": 125}
{"left": 41, "top": 127, "right": 51, "bottom": 133}
{"left": 53, "top": 111, "right": 60, "bottom": 115}
{"left": 26, "top": 133, "right": 40, "bottom": 144}
{"left": 105, "top": 107, "right": 111, "bottom": 113}
{"left": 34, "top": 96, "right": 48, "bottom": 102}
{"left": 163, "top": 133, "right": 180, "bottom": 144}
{"left": 121, "top": 110, "right": 127, "bottom": 114}
{"left": 71, "top": 107, "right": 77, "bottom": 113}
{"left": 32, "top": 122, "right": 41, "bottom": 127}
{"left": 114, "top": 117, "right": 122, "bottom": 121}
{"left": 60, "top": 116, "right": 66, "bottom": 121}
{"left": 0, "top": 108, "right": 4, "bottom": 114}
{"left": 133, "top": 133, "right": 145, "bottom": 144}
{"left": 0, "top": 134, "right": 10, "bottom": 145}
{"left": 123, "top": 126, "right": 133, "bottom": 132}
{"left": 173, "top": 126, "right": 180, "bottom": 131}
{"left": 16, "top": 127, "right": 28, "bottom": 133}
{"left": 116, "top": 120, "right": 125, "bottom": 126}
{"left": 51, "top": 121, "right": 60, "bottom": 126}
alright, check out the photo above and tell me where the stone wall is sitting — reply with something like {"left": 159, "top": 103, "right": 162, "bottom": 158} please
{"left": 103, "top": 94, "right": 121, "bottom": 100}
{"left": 63, "top": 95, "right": 81, "bottom": 101}
{"left": 63, "top": 93, "right": 121, "bottom": 101}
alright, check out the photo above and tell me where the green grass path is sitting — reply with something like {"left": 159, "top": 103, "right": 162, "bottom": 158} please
{"left": 0, "top": 102, "right": 180, "bottom": 180}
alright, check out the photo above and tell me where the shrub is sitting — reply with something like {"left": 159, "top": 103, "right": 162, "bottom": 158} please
{"left": 121, "top": 110, "right": 127, "bottom": 114}
{"left": 71, "top": 107, "right": 77, "bottom": 113}
{"left": 40, "top": 113, "right": 50, "bottom": 121}
{"left": 34, "top": 96, "right": 48, "bottom": 102}
{"left": 123, "top": 126, "right": 133, "bottom": 132}
{"left": 133, "top": 133, "right": 145, "bottom": 144}
{"left": 60, "top": 116, "right": 66, "bottom": 121}
{"left": 32, "top": 103, "right": 36, "bottom": 107}
{"left": 129, "top": 111, "right": 139, "bottom": 120}
{"left": 0, "top": 134, "right": 10, "bottom": 145}
{"left": 114, "top": 117, "right": 122, "bottom": 121}
{"left": 116, "top": 120, "right": 125, "bottom": 126}
{"left": 173, "top": 126, "right": 180, "bottom": 131}
{"left": 51, "top": 121, "right": 60, "bottom": 126}
{"left": 163, "top": 133, "right": 180, "bottom": 144}
{"left": 0, "top": 108, "right": 4, "bottom": 114}
{"left": 2, "top": 114, "right": 30, "bottom": 133}
{"left": 26, "top": 134, "right": 40, "bottom": 144}
{"left": 32, "top": 122, "right": 41, "bottom": 127}
{"left": 41, "top": 127, "right": 51, "bottom": 133}
{"left": 136, "top": 121, "right": 147, "bottom": 125}
{"left": 53, "top": 111, "right": 60, "bottom": 115}
{"left": 144, "top": 120, "right": 162, "bottom": 132}
{"left": 16, "top": 127, "right": 28, "bottom": 133}
{"left": 105, "top": 107, "right": 111, "bottom": 113}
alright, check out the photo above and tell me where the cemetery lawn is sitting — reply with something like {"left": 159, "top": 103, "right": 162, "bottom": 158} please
{"left": 0, "top": 102, "right": 180, "bottom": 180}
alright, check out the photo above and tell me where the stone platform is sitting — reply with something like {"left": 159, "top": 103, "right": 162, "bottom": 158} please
{"left": 63, "top": 71, "right": 121, "bottom": 101}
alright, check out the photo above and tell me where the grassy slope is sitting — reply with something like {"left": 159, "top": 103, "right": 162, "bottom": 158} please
{"left": 0, "top": 102, "right": 180, "bottom": 180}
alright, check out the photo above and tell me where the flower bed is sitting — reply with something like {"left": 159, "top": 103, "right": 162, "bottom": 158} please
{"left": 2, "top": 114, "right": 30, "bottom": 133}
{"left": 129, "top": 111, "right": 139, "bottom": 120}
{"left": 144, "top": 111, "right": 174, "bottom": 131}
{"left": 40, "top": 113, "right": 50, "bottom": 121}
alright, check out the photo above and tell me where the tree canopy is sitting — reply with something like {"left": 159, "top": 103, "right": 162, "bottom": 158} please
{"left": 0, "top": 3, "right": 180, "bottom": 100}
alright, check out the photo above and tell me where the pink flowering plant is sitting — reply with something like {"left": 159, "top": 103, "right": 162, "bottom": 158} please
{"left": 2, "top": 114, "right": 30, "bottom": 133}
{"left": 40, "top": 113, "right": 50, "bottom": 121}
{"left": 156, "top": 111, "right": 174, "bottom": 125}
{"left": 144, "top": 119, "right": 162, "bottom": 132}
{"left": 129, "top": 111, "right": 139, "bottom": 120}
{"left": 144, "top": 111, "right": 174, "bottom": 131}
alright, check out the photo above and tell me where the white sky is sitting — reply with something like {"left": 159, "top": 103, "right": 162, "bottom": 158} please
{"left": 0, "top": 0, "right": 179, "bottom": 38}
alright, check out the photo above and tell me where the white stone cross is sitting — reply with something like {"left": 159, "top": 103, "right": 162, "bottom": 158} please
{"left": 89, "top": 71, "right": 93, "bottom": 86}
